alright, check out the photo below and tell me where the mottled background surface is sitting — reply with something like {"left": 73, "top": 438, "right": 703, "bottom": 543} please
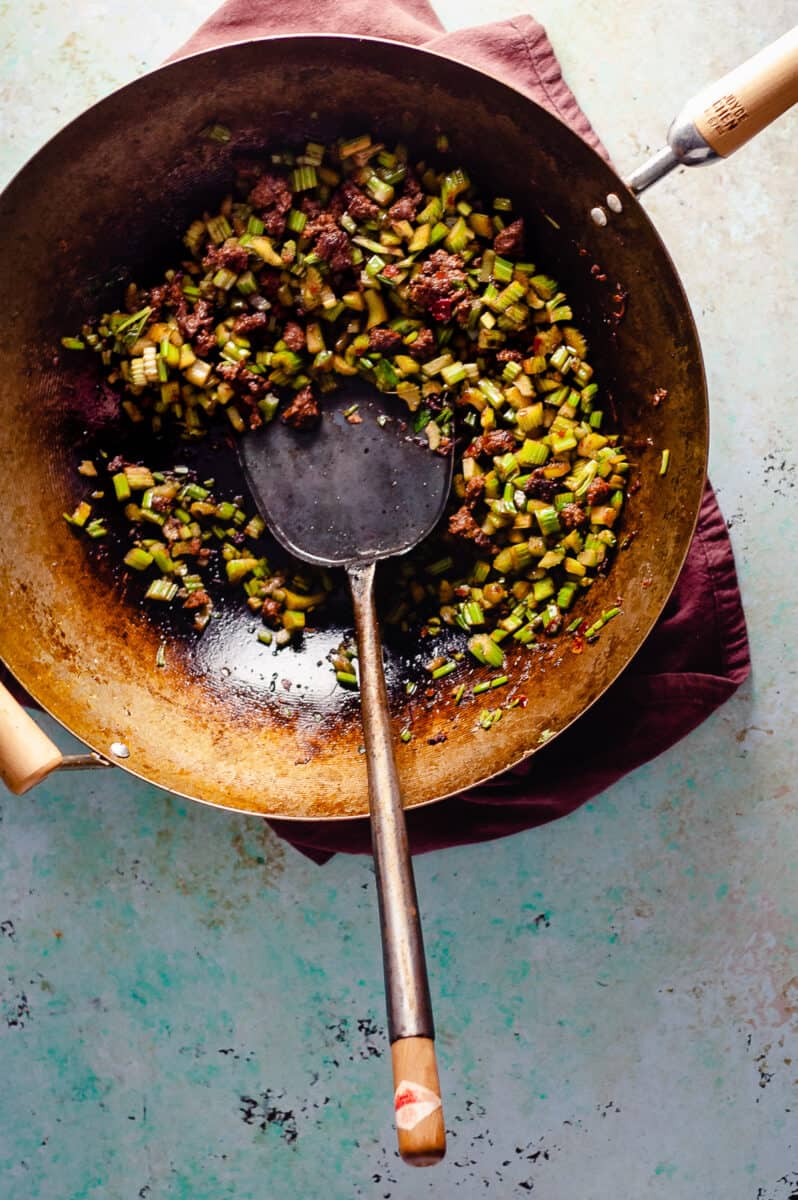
{"left": 2, "top": 1, "right": 797, "bottom": 1196}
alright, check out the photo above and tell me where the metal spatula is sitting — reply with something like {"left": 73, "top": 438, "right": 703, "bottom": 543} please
{"left": 238, "top": 382, "right": 452, "bottom": 1166}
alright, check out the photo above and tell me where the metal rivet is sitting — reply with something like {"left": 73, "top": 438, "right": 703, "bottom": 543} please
{"left": 606, "top": 192, "right": 623, "bottom": 213}
{"left": 590, "top": 206, "right": 608, "bottom": 227}
{"left": 110, "top": 742, "right": 130, "bottom": 759}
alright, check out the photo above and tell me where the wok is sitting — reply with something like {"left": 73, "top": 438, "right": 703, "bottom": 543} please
{"left": 0, "top": 32, "right": 794, "bottom": 817}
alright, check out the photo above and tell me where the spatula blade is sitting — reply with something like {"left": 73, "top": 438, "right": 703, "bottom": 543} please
{"left": 238, "top": 384, "right": 453, "bottom": 568}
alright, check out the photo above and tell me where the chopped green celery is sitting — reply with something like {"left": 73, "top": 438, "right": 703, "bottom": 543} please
{"left": 124, "top": 547, "right": 153, "bottom": 571}
{"left": 291, "top": 165, "right": 317, "bottom": 191}
{"left": 145, "top": 578, "right": 178, "bottom": 602}
{"left": 478, "top": 379, "right": 504, "bottom": 409}
{"left": 366, "top": 176, "right": 394, "bottom": 206}
{"left": 467, "top": 633, "right": 504, "bottom": 668}
{"left": 441, "top": 169, "right": 469, "bottom": 209}
{"left": 492, "top": 256, "right": 514, "bottom": 283}
{"left": 444, "top": 217, "right": 469, "bottom": 253}
{"left": 536, "top": 506, "right": 561, "bottom": 536}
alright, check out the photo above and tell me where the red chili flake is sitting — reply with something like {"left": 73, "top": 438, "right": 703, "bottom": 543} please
{"left": 651, "top": 387, "right": 668, "bottom": 407}
{"left": 429, "top": 296, "right": 454, "bottom": 322}
{"left": 571, "top": 635, "right": 585, "bottom": 655}
{"left": 610, "top": 286, "right": 628, "bottom": 321}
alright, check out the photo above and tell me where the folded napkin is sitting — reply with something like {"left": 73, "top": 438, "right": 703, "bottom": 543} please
{"left": 3, "top": 1, "right": 750, "bottom": 862}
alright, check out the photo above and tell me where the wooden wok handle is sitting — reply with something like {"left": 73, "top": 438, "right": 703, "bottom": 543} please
{"left": 686, "top": 25, "right": 798, "bottom": 157}
{"left": 0, "top": 679, "right": 63, "bottom": 794}
{"left": 392, "top": 1037, "right": 446, "bottom": 1166}
{"left": 627, "top": 27, "right": 798, "bottom": 194}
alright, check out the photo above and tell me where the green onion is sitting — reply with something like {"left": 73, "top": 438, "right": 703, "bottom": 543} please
{"left": 659, "top": 448, "right": 670, "bottom": 475}
{"left": 432, "top": 660, "right": 457, "bottom": 680}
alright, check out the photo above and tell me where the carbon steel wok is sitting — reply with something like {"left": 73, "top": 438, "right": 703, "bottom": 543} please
{"left": 0, "top": 34, "right": 783, "bottom": 817}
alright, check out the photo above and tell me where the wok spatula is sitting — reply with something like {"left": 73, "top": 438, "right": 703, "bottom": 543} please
{"left": 238, "top": 384, "right": 452, "bottom": 1166}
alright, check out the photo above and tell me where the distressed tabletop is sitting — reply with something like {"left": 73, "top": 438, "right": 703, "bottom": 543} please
{"left": 1, "top": 2, "right": 797, "bottom": 1197}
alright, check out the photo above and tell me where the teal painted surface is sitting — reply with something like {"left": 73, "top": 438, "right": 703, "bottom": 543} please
{"left": 2, "top": 2, "right": 797, "bottom": 1197}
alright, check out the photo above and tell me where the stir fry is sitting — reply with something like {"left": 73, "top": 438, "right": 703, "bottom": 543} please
{"left": 64, "top": 133, "right": 629, "bottom": 679}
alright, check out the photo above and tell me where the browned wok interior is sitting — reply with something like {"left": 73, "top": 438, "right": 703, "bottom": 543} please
{"left": 0, "top": 36, "right": 707, "bottom": 819}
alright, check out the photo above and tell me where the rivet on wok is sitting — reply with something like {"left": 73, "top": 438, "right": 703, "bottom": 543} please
{"left": 110, "top": 742, "right": 130, "bottom": 759}
{"left": 606, "top": 192, "right": 623, "bottom": 213}
{"left": 590, "top": 206, "right": 608, "bottom": 227}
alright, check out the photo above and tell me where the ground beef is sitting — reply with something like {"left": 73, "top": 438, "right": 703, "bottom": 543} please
{"left": 300, "top": 207, "right": 336, "bottom": 240}
{"left": 248, "top": 172, "right": 292, "bottom": 238}
{"left": 586, "top": 477, "right": 613, "bottom": 506}
{"left": 464, "top": 430, "right": 517, "bottom": 458}
{"left": 249, "top": 172, "right": 292, "bottom": 216}
{"left": 176, "top": 299, "right": 215, "bottom": 356}
{"left": 215, "top": 361, "right": 270, "bottom": 414}
{"left": 282, "top": 321, "right": 305, "bottom": 351}
{"left": 448, "top": 506, "right": 495, "bottom": 553}
{"left": 147, "top": 275, "right": 186, "bottom": 320}
{"left": 183, "top": 589, "right": 211, "bottom": 610}
{"left": 387, "top": 195, "right": 418, "bottom": 222}
{"left": 559, "top": 503, "right": 588, "bottom": 531}
{"left": 313, "top": 226, "right": 352, "bottom": 272}
{"left": 260, "top": 597, "right": 282, "bottom": 626}
{"left": 496, "top": 348, "right": 523, "bottom": 364}
{"left": 203, "top": 241, "right": 249, "bottom": 274}
{"left": 258, "top": 269, "right": 282, "bottom": 299}
{"left": 281, "top": 384, "right": 320, "bottom": 430}
{"left": 408, "top": 328, "right": 436, "bottom": 362}
{"left": 521, "top": 468, "right": 559, "bottom": 503}
{"left": 407, "top": 250, "right": 469, "bottom": 323}
{"left": 367, "top": 327, "right": 403, "bottom": 356}
{"left": 341, "top": 181, "right": 380, "bottom": 222}
{"left": 493, "top": 218, "right": 524, "bottom": 257}
{"left": 463, "top": 476, "right": 486, "bottom": 508}
{"left": 388, "top": 172, "right": 424, "bottom": 222}
{"left": 232, "top": 311, "right": 269, "bottom": 337}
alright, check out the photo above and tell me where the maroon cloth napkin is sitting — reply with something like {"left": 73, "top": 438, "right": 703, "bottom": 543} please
{"left": 3, "top": 1, "right": 750, "bottom": 860}
{"left": 173, "top": 0, "right": 750, "bottom": 859}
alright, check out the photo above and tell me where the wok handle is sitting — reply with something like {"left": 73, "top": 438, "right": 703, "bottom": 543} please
{"left": 626, "top": 26, "right": 798, "bottom": 194}
{"left": 687, "top": 25, "right": 798, "bottom": 158}
{"left": 0, "top": 680, "right": 63, "bottom": 794}
{"left": 347, "top": 560, "right": 445, "bottom": 1168}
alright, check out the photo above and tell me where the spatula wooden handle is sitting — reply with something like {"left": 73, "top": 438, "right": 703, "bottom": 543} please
{"left": 392, "top": 1037, "right": 446, "bottom": 1166}
{"left": 684, "top": 25, "right": 798, "bottom": 157}
{"left": 0, "top": 679, "right": 62, "bottom": 794}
